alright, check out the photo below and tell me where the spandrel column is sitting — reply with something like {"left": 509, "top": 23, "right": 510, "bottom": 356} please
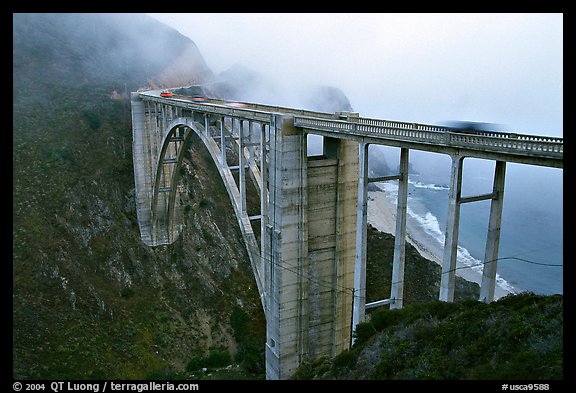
{"left": 480, "top": 160, "right": 506, "bottom": 303}
{"left": 440, "top": 154, "right": 463, "bottom": 302}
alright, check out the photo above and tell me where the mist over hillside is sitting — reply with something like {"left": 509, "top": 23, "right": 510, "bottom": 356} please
{"left": 13, "top": 13, "right": 213, "bottom": 91}
{"left": 212, "top": 62, "right": 353, "bottom": 112}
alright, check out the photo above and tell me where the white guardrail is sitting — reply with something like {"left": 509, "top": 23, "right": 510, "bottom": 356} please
{"left": 293, "top": 116, "right": 563, "bottom": 157}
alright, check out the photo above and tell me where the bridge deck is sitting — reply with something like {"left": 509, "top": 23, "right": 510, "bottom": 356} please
{"left": 139, "top": 90, "right": 562, "bottom": 169}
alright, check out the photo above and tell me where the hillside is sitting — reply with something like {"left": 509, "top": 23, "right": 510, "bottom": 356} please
{"left": 365, "top": 224, "right": 479, "bottom": 305}
{"left": 12, "top": 13, "right": 263, "bottom": 379}
{"left": 292, "top": 292, "right": 563, "bottom": 380}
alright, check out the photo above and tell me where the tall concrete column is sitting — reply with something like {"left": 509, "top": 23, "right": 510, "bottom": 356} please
{"left": 131, "top": 92, "right": 154, "bottom": 245}
{"left": 248, "top": 121, "right": 256, "bottom": 166}
{"left": 260, "top": 123, "right": 269, "bottom": 308}
{"left": 390, "top": 148, "right": 409, "bottom": 309}
{"left": 440, "top": 154, "right": 464, "bottom": 302}
{"left": 264, "top": 120, "right": 357, "bottom": 379}
{"left": 239, "top": 120, "right": 246, "bottom": 215}
{"left": 331, "top": 138, "right": 358, "bottom": 355}
{"left": 352, "top": 142, "right": 369, "bottom": 339}
{"left": 153, "top": 104, "right": 163, "bottom": 181}
{"left": 265, "top": 114, "right": 308, "bottom": 380}
{"left": 480, "top": 160, "right": 506, "bottom": 303}
{"left": 160, "top": 104, "right": 167, "bottom": 150}
{"left": 220, "top": 116, "right": 226, "bottom": 166}
{"left": 310, "top": 137, "right": 357, "bottom": 357}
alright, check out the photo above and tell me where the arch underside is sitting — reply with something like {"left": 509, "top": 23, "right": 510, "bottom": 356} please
{"left": 149, "top": 116, "right": 266, "bottom": 305}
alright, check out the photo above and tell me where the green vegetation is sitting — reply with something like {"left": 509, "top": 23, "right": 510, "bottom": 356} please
{"left": 293, "top": 292, "right": 563, "bottom": 380}
{"left": 186, "top": 348, "right": 232, "bottom": 371}
{"left": 230, "top": 306, "right": 266, "bottom": 377}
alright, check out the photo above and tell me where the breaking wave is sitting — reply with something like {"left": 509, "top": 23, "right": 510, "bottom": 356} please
{"left": 408, "top": 179, "right": 450, "bottom": 191}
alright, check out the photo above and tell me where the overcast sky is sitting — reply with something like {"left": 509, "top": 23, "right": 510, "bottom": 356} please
{"left": 148, "top": 13, "right": 563, "bottom": 137}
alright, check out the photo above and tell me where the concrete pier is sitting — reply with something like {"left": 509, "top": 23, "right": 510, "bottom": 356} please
{"left": 480, "top": 161, "right": 506, "bottom": 303}
{"left": 352, "top": 143, "right": 369, "bottom": 340}
{"left": 390, "top": 148, "right": 409, "bottom": 309}
{"left": 131, "top": 92, "right": 182, "bottom": 246}
{"left": 440, "top": 154, "right": 464, "bottom": 302}
{"left": 265, "top": 118, "right": 358, "bottom": 379}
{"left": 440, "top": 157, "right": 508, "bottom": 304}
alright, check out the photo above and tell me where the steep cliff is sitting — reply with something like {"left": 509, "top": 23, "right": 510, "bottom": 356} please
{"left": 13, "top": 13, "right": 261, "bottom": 379}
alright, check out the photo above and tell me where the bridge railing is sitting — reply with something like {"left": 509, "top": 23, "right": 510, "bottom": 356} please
{"left": 293, "top": 116, "right": 563, "bottom": 157}
{"left": 352, "top": 116, "right": 563, "bottom": 142}
{"left": 201, "top": 98, "right": 337, "bottom": 120}
{"left": 141, "top": 94, "right": 275, "bottom": 124}
{"left": 448, "top": 132, "right": 563, "bottom": 154}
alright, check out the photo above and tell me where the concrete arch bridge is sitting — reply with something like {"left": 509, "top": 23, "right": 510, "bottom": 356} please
{"left": 131, "top": 89, "right": 562, "bottom": 379}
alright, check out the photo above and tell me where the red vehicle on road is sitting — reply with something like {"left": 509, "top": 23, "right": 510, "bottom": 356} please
{"left": 160, "top": 90, "right": 173, "bottom": 97}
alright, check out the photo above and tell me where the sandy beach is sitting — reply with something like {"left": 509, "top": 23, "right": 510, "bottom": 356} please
{"left": 367, "top": 187, "right": 513, "bottom": 300}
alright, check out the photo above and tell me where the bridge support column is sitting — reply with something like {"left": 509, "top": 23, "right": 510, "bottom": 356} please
{"left": 239, "top": 120, "right": 246, "bottom": 215}
{"left": 352, "top": 142, "right": 368, "bottom": 340}
{"left": 220, "top": 117, "right": 226, "bottom": 166}
{"left": 265, "top": 117, "right": 358, "bottom": 379}
{"left": 309, "top": 137, "right": 357, "bottom": 358}
{"left": 440, "top": 154, "right": 464, "bottom": 302}
{"left": 131, "top": 93, "right": 154, "bottom": 245}
{"left": 390, "top": 148, "right": 409, "bottom": 309}
{"left": 260, "top": 123, "right": 269, "bottom": 308}
{"left": 248, "top": 121, "right": 256, "bottom": 166}
{"left": 265, "top": 114, "right": 308, "bottom": 380}
{"left": 480, "top": 160, "right": 506, "bottom": 303}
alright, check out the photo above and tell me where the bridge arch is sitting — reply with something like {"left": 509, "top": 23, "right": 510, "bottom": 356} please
{"left": 150, "top": 121, "right": 193, "bottom": 244}
{"left": 151, "top": 117, "right": 265, "bottom": 307}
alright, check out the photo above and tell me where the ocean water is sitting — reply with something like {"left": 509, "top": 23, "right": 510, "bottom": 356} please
{"left": 370, "top": 148, "right": 563, "bottom": 296}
